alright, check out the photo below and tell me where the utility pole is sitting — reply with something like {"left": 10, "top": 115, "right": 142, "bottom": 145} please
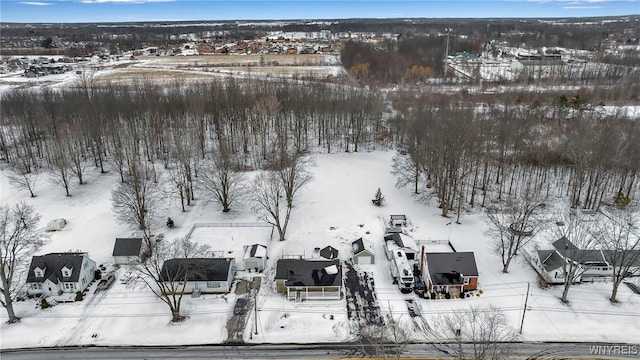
{"left": 519, "top": 282, "right": 530, "bottom": 334}
{"left": 254, "top": 282, "right": 258, "bottom": 335}
{"left": 444, "top": 28, "right": 451, "bottom": 78}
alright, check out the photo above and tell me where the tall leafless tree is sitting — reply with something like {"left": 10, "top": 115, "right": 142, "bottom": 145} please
{"left": 111, "top": 162, "right": 163, "bottom": 245}
{"left": 0, "top": 202, "right": 49, "bottom": 323}
{"left": 598, "top": 208, "right": 640, "bottom": 303}
{"left": 554, "top": 210, "right": 599, "bottom": 304}
{"left": 253, "top": 172, "right": 289, "bottom": 241}
{"left": 199, "top": 149, "right": 247, "bottom": 213}
{"left": 484, "top": 181, "right": 547, "bottom": 273}
{"left": 135, "top": 236, "right": 211, "bottom": 322}
{"left": 427, "top": 306, "right": 516, "bottom": 360}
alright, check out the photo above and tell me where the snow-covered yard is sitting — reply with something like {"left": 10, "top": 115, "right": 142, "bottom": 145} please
{"left": 1, "top": 150, "right": 638, "bottom": 348}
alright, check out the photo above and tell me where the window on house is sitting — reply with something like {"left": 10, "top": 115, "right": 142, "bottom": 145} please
{"left": 464, "top": 277, "right": 470, "bottom": 285}
{"left": 207, "top": 282, "right": 221, "bottom": 288}
{"left": 64, "top": 283, "right": 71, "bottom": 290}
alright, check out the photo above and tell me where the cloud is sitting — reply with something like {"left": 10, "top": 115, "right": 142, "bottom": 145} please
{"left": 19, "top": 1, "right": 53, "bottom": 5}
{"left": 564, "top": 5, "right": 606, "bottom": 8}
{"left": 79, "top": 0, "right": 174, "bottom": 3}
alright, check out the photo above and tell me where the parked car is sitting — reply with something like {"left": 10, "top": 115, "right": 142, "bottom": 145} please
{"left": 414, "top": 277, "right": 427, "bottom": 298}
{"left": 233, "top": 298, "right": 247, "bottom": 315}
{"left": 95, "top": 273, "right": 115, "bottom": 293}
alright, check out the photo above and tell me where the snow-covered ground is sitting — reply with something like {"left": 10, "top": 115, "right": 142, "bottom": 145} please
{"left": 1, "top": 150, "right": 639, "bottom": 349}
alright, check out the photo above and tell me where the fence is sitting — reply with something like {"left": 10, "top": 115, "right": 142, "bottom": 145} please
{"left": 185, "top": 222, "right": 275, "bottom": 241}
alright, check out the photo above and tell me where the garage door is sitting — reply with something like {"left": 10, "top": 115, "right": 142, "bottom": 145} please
{"left": 357, "top": 255, "right": 372, "bottom": 265}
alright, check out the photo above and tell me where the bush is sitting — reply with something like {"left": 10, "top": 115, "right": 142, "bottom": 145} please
{"left": 40, "top": 298, "right": 50, "bottom": 309}
{"left": 166, "top": 217, "right": 175, "bottom": 228}
{"left": 75, "top": 291, "right": 83, "bottom": 302}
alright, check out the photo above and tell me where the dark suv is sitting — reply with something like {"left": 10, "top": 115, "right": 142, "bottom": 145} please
{"left": 233, "top": 298, "right": 247, "bottom": 315}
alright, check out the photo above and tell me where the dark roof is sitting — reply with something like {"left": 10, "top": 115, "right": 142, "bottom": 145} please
{"left": 26, "top": 252, "right": 89, "bottom": 283}
{"left": 580, "top": 250, "right": 608, "bottom": 265}
{"left": 537, "top": 250, "right": 565, "bottom": 272}
{"left": 275, "top": 259, "right": 341, "bottom": 287}
{"left": 352, "top": 238, "right": 370, "bottom": 255}
{"left": 425, "top": 252, "right": 478, "bottom": 286}
{"left": 159, "top": 258, "right": 232, "bottom": 282}
{"left": 552, "top": 237, "right": 580, "bottom": 254}
{"left": 246, "top": 244, "right": 267, "bottom": 258}
{"left": 320, "top": 245, "right": 339, "bottom": 260}
{"left": 602, "top": 250, "right": 640, "bottom": 268}
{"left": 112, "top": 238, "right": 143, "bottom": 257}
{"left": 384, "top": 233, "right": 404, "bottom": 247}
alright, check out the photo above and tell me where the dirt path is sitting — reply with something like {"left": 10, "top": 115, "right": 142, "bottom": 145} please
{"left": 225, "top": 278, "right": 261, "bottom": 343}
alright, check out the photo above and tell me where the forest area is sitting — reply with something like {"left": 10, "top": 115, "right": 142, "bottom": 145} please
{"left": 1, "top": 77, "right": 638, "bottom": 222}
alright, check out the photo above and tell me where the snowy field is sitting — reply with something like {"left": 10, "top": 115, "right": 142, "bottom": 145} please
{"left": 1, "top": 150, "right": 639, "bottom": 349}
{"left": 0, "top": 54, "right": 345, "bottom": 92}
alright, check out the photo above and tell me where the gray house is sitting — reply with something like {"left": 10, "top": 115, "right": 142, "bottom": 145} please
{"left": 112, "top": 238, "right": 143, "bottom": 265}
{"left": 352, "top": 238, "right": 374, "bottom": 264}
{"left": 159, "top": 258, "right": 235, "bottom": 294}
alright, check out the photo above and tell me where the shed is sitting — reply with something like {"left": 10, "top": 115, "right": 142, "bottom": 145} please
{"left": 320, "top": 245, "right": 339, "bottom": 260}
{"left": 352, "top": 238, "right": 374, "bottom": 265}
{"left": 112, "top": 238, "right": 143, "bottom": 265}
{"left": 243, "top": 244, "right": 267, "bottom": 272}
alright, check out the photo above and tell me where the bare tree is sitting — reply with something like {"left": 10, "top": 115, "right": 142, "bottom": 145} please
{"left": 554, "top": 211, "right": 599, "bottom": 304}
{"left": 135, "top": 236, "right": 211, "bottom": 322}
{"left": 111, "top": 162, "right": 163, "bottom": 245}
{"left": 428, "top": 306, "right": 516, "bottom": 360}
{"left": 7, "top": 167, "right": 39, "bottom": 198}
{"left": 279, "top": 154, "right": 312, "bottom": 209}
{"left": 199, "top": 150, "right": 247, "bottom": 213}
{"left": 253, "top": 172, "right": 289, "bottom": 241}
{"left": 0, "top": 202, "right": 49, "bottom": 323}
{"left": 357, "top": 314, "right": 410, "bottom": 360}
{"left": 599, "top": 208, "right": 640, "bottom": 303}
{"left": 47, "top": 138, "right": 73, "bottom": 196}
{"left": 484, "top": 182, "right": 547, "bottom": 273}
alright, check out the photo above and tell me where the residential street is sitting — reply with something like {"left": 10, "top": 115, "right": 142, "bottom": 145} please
{"left": 2, "top": 342, "right": 638, "bottom": 359}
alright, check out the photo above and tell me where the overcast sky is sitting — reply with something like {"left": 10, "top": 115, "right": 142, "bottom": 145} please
{"left": 1, "top": 0, "right": 637, "bottom": 23}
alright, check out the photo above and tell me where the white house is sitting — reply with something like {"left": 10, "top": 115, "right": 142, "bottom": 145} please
{"left": 243, "top": 244, "right": 267, "bottom": 272}
{"left": 526, "top": 249, "right": 582, "bottom": 285}
{"left": 26, "top": 252, "right": 97, "bottom": 297}
{"left": 112, "top": 238, "right": 143, "bottom": 265}
{"left": 159, "top": 258, "right": 235, "bottom": 294}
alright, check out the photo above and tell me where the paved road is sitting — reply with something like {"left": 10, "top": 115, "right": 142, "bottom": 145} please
{"left": 2, "top": 342, "right": 638, "bottom": 359}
